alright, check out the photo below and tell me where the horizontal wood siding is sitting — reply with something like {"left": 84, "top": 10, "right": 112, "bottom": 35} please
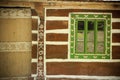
{"left": 112, "top": 34, "right": 120, "bottom": 42}
{"left": 32, "top": 45, "right": 37, "bottom": 58}
{"left": 32, "top": 34, "right": 37, "bottom": 41}
{"left": 31, "top": 63, "right": 37, "bottom": 74}
{"left": 112, "top": 22, "right": 120, "bottom": 29}
{"left": 46, "top": 33, "right": 68, "bottom": 41}
{"left": 112, "top": 46, "right": 120, "bottom": 59}
{"left": 46, "top": 21, "right": 68, "bottom": 30}
{"left": 47, "top": 78, "right": 91, "bottom": 80}
{"left": 47, "top": 9, "right": 120, "bottom": 18}
{"left": 47, "top": 62, "right": 120, "bottom": 76}
{"left": 46, "top": 45, "right": 68, "bottom": 59}
{"left": 32, "top": 19, "right": 38, "bottom": 30}
{"left": 45, "top": 7, "right": 120, "bottom": 78}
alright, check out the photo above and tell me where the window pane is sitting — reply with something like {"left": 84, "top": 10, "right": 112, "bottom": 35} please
{"left": 76, "top": 42, "right": 84, "bottom": 52}
{"left": 77, "top": 32, "right": 84, "bottom": 41}
{"left": 87, "top": 31, "right": 94, "bottom": 41}
{"left": 98, "top": 21, "right": 104, "bottom": 31}
{"left": 97, "top": 31, "right": 104, "bottom": 42}
{"left": 88, "top": 21, "right": 94, "bottom": 30}
{"left": 87, "top": 42, "right": 94, "bottom": 52}
{"left": 78, "top": 21, "right": 84, "bottom": 30}
{"left": 97, "top": 43, "right": 104, "bottom": 52}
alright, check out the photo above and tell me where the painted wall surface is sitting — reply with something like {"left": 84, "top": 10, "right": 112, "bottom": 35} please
{"left": 0, "top": 1, "right": 120, "bottom": 80}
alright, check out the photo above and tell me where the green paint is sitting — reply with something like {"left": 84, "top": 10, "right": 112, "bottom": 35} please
{"left": 94, "top": 20, "right": 97, "bottom": 54}
{"left": 70, "top": 13, "right": 111, "bottom": 59}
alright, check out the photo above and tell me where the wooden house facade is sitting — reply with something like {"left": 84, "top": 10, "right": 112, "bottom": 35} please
{"left": 0, "top": 1, "right": 120, "bottom": 80}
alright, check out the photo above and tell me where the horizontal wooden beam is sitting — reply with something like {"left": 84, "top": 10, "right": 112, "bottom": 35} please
{"left": 0, "top": 2, "right": 120, "bottom": 10}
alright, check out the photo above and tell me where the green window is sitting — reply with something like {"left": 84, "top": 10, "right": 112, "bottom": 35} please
{"left": 70, "top": 13, "right": 111, "bottom": 59}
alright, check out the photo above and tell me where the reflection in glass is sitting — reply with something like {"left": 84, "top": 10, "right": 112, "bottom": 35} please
{"left": 76, "top": 42, "right": 84, "bottom": 52}
{"left": 87, "top": 42, "right": 94, "bottom": 52}
{"left": 77, "top": 32, "right": 84, "bottom": 41}
{"left": 97, "top": 31, "right": 104, "bottom": 42}
{"left": 78, "top": 21, "right": 84, "bottom": 30}
{"left": 98, "top": 21, "right": 104, "bottom": 31}
{"left": 87, "top": 31, "right": 94, "bottom": 41}
{"left": 97, "top": 43, "right": 104, "bottom": 52}
{"left": 88, "top": 21, "right": 94, "bottom": 30}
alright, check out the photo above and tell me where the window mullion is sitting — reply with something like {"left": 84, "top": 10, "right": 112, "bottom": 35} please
{"left": 94, "top": 20, "right": 97, "bottom": 54}
{"left": 84, "top": 19, "right": 88, "bottom": 54}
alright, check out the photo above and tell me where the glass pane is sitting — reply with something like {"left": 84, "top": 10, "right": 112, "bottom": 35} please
{"left": 97, "top": 43, "right": 104, "bottom": 52}
{"left": 97, "top": 31, "right": 104, "bottom": 42}
{"left": 98, "top": 21, "right": 104, "bottom": 31}
{"left": 88, "top": 21, "right": 94, "bottom": 30}
{"left": 78, "top": 21, "right": 84, "bottom": 30}
{"left": 87, "top": 42, "right": 94, "bottom": 52}
{"left": 76, "top": 42, "right": 84, "bottom": 52}
{"left": 77, "top": 32, "right": 84, "bottom": 41}
{"left": 87, "top": 31, "right": 94, "bottom": 41}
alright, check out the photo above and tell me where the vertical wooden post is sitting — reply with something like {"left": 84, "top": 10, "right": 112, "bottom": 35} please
{"left": 0, "top": 8, "right": 32, "bottom": 79}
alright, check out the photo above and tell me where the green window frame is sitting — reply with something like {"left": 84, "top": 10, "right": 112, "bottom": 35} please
{"left": 70, "top": 13, "right": 111, "bottom": 59}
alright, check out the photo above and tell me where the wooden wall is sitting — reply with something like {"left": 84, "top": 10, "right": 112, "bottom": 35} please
{"left": 44, "top": 3, "right": 120, "bottom": 80}
{"left": 0, "top": 1, "right": 120, "bottom": 80}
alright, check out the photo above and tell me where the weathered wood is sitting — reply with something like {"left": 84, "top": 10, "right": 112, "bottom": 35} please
{"left": 112, "top": 34, "right": 120, "bottom": 42}
{"left": 47, "top": 9, "right": 120, "bottom": 18}
{"left": 32, "top": 34, "right": 37, "bottom": 41}
{"left": 32, "top": 19, "right": 38, "bottom": 30}
{"left": 31, "top": 63, "right": 37, "bottom": 74}
{"left": 0, "top": 2, "right": 34, "bottom": 8}
{"left": 47, "top": 78, "right": 91, "bottom": 80}
{"left": 46, "top": 33, "right": 68, "bottom": 41}
{"left": 32, "top": 45, "right": 37, "bottom": 58}
{"left": 46, "top": 45, "right": 68, "bottom": 59}
{"left": 31, "top": 9, "right": 38, "bottom": 16}
{"left": 47, "top": 62, "right": 120, "bottom": 76}
{"left": 46, "top": 21, "right": 68, "bottom": 30}
{"left": 112, "top": 46, "right": 120, "bottom": 59}
{"left": 112, "top": 22, "right": 120, "bottom": 29}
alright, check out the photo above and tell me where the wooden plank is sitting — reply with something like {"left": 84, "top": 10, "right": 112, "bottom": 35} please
{"left": 31, "top": 63, "right": 37, "bottom": 74}
{"left": 32, "top": 45, "right": 37, "bottom": 58}
{"left": 112, "top": 33, "right": 120, "bottom": 42}
{"left": 46, "top": 9, "right": 120, "bottom": 18}
{"left": 46, "top": 45, "right": 68, "bottom": 59}
{"left": 46, "top": 78, "right": 89, "bottom": 80}
{"left": 46, "top": 33, "right": 68, "bottom": 41}
{"left": 31, "top": 9, "right": 38, "bottom": 16}
{"left": 112, "top": 22, "right": 120, "bottom": 29}
{"left": 112, "top": 46, "right": 120, "bottom": 59}
{"left": 46, "top": 76, "right": 120, "bottom": 80}
{"left": 32, "top": 19, "right": 38, "bottom": 30}
{"left": 32, "top": 34, "right": 37, "bottom": 41}
{"left": 46, "top": 21, "right": 68, "bottom": 30}
{"left": 47, "top": 62, "right": 120, "bottom": 76}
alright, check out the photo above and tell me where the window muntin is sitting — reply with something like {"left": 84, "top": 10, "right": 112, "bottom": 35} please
{"left": 70, "top": 13, "right": 111, "bottom": 59}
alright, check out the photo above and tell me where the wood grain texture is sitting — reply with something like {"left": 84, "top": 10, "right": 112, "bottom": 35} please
{"left": 46, "top": 21, "right": 68, "bottom": 30}
{"left": 46, "top": 45, "right": 68, "bottom": 59}
{"left": 0, "top": 52, "right": 31, "bottom": 77}
{"left": 47, "top": 9, "right": 120, "bottom": 18}
{"left": 112, "top": 34, "right": 120, "bottom": 42}
{"left": 47, "top": 78, "right": 94, "bottom": 80}
{"left": 32, "top": 45, "right": 37, "bottom": 58}
{"left": 31, "top": 63, "right": 37, "bottom": 74}
{"left": 46, "top": 33, "right": 68, "bottom": 41}
{"left": 32, "top": 19, "right": 38, "bottom": 30}
{"left": 112, "top": 22, "right": 120, "bottom": 29}
{"left": 32, "top": 34, "right": 37, "bottom": 41}
{"left": 31, "top": 9, "right": 38, "bottom": 16}
{"left": 112, "top": 46, "right": 120, "bottom": 59}
{"left": 47, "top": 62, "right": 120, "bottom": 76}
